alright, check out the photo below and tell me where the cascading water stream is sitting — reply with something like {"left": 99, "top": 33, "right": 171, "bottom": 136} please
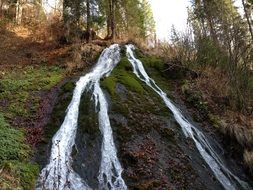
{"left": 94, "top": 82, "right": 127, "bottom": 190}
{"left": 126, "top": 44, "right": 251, "bottom": 190}
{"left": 36, "top": 44, "right": 127, "bottom": 190}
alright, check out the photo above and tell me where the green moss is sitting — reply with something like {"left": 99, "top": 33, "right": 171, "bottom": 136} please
{"left": 0, "top": 113, "right": 30, "bottom": 161}
{"left": 111, "top": 102, "right": 129, "bottom": 116}
{"left": 1, "top": 160, "right": 39, "bottom": 190}
{"left": 136, "top": 54, "right": 173, "bottom": 97}
{"left": 101, "top": 76, "right": 117, "bottom": 96}
{"left": 101, "top": 57, "right": 144, "bottom": 95}
{"left": 118, "top": 73, "right": 144, "bottom": 94}
{"left": 0, "top": 113, "right": 39, "bottom": 190}
{"left": 0, "top": 61, "right": 63, "bottom": 190}
{"left": 62, "top": 81, "right": 75, "bottom": 93}
{"left": 9, "top": 102, "right": 28, "bottom": 117}
{"left": 77, "top": 91, "right": 100, "bottom": 138}
{"left": 114, "top": 57, "right": 133, "bottom": 72}
{"left": 140, "top": 56, "right": 164, "bottom": 71}
{"left": 0, "top": 65, "right": 64, "bottom": 119}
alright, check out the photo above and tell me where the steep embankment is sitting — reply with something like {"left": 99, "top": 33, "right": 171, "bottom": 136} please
{"left": 0, "top": 25, "right": 104, "bottom": 189}
{"left": 100, "top": 46, "right": 252, "bottom": 189}
{"left": 34, "top": 44, "right": 253, "bottom": 190}
{"left": 2, "top": 38, "right": 251, "bottom": 189}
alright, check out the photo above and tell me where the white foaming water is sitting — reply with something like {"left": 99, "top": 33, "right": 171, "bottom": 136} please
{"left": 36, "top": 44, "right": 127, "bottom": 190}
{"left": 94, "top": 82, "right": 127, "bottom": 190}
{"left": 126, "top": 44, "right": 251, "bottom": 190}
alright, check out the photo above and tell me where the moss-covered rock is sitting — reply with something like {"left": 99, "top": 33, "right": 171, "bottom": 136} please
{"left": 101, "top": 57, "right": 144, "bottom": 96}
{"left": 140, "top": 56, "right": 165, "bottom": 71}
{"left": 101, "top": 76, "right": 117, "bottom": 96}
{"left": 61, "top": 81, "right": 75, "bottom": 93}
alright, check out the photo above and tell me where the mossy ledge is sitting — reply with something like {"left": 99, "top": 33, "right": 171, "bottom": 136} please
{"left": 101, "top": 57, "right": 145, "bottom": 96}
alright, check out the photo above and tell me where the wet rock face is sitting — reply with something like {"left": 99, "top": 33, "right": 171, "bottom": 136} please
{"left": 98, "top": 55, "right": 225, "bottom": 190}
{"left": 108, "top": 88, "right": 209, "bottom": 190}
{"left": 35, "top": 80, "right": 102, "bottom": 188}
{"left": 73, "top": 90, "right": 102, "bottom": 189}
{"left": 35, "top": 80, "right": 75, "bottom": 167}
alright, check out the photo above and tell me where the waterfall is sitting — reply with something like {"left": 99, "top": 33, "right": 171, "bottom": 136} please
{"left": 36, "top": 44, "right": 127, "bottom": 190}
{"left": 36, "top": 43, "right": 251, "bottom": 190}
{"left": 126, "top": 44, "right": 251, "bottom": 190}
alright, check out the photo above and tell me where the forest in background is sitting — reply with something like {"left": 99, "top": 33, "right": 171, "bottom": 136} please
{"left": 0, "top": 0, "right": 156, "bottom": 42}
{"left": 0, "top": 0, "right": 253, "bottom": 189}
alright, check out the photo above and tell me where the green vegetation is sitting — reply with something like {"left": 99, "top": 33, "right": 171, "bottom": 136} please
{"left": 0, "top": 66, "right": 64, "bottom": 119}
{"left": 140, "top": 56, "right": 165, "bottom": 71}
{"left": 208, "top": 113, "right": 222, "bottom": 129}
{"left": 0, "top": 114, "right": 30, "bottom": 161}
{"left": 101, "top": 76, "right": 117, "bottom": 96}
{"left": 101, "top": 57, "right": 144, "bottom": 96}
{"left": 0, "top": 113, "right": 39, "bottom": 190}
{"left": 1, "top": 161, "right": 39, "bottom": 190}
{"left": 137, "top": 54, "right": 174, "bottom": 98}
{"left": 0, "top": 65, "right": 64, "bottom": 189}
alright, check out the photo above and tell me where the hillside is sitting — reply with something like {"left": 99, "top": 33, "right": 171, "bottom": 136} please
{"left": 0, "top": 0, "right": 253, "bottom": 189}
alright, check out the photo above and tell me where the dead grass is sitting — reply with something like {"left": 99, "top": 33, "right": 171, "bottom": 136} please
{"left": 221, "top": 111, "right": 253, "bottom": 147}
{"left": 194, "top": 67, "right": 230, "bottom": 99}
{"left": 180, "top": 65, "right": 253, "bottom": 173}
{"left": 0, "top": 170, "right": 20, "bottom": 190}
{"left": 192, "top": 67, "right": 253, "bottom": 147}
{"left": 244, "top": 150, "right": 253, "bottom": 173}
{"left": 65, "top": 43, "right": 104, "bottom": 73}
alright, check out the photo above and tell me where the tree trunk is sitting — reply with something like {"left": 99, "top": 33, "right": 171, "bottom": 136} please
{"left": 111, "top": 0, "right": 116, "bottom": 41}
{"left": 203, "top": 0, "right": 218, "bottom": 44}
{"left": 105, "top": 0, "right": 112, "bottom": 39}
{"left": 242, "top": 0, "right": 253, "bottom": 41}
{"left": 16, "top": 0, "right": 23, "bottom": 25}
{"left": 86, "top": 0, "right": 92, "bottom": 43}
{"left": 0, "top": 0, "right": 3, "bottom": 17}
{"left": 75, "top": 0, "right": 81, "bottom": 24}
{"left": 106, "top": 16, "right": 111, "bottom": 37}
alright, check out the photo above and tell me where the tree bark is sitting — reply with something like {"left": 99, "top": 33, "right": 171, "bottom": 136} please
{"left": 0, "top": 0, "right": 3, "bottom": 17}
{"left": 105, "top": 0, "right": 116, "bottom": 41}
{"left": 203, "top": 0, "right": 218, "bottom": 44}
{"left": 86, "top": 0, "right": 92, "bottom": 43}
{"left": 16, "top": 0, "right": 23, "bottom": 25}
{"left": 111, "top": 0, "right": 116, "bottom": 41}
{"left": 242, "top": 0, "right": 253, "bottom": 41}
{"left": 75, "top": 0, "right": 81, "bottom": 24}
